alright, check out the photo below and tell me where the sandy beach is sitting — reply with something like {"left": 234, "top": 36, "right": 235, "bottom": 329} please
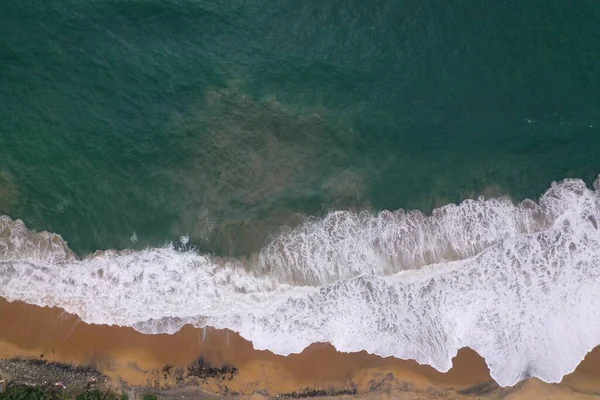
{"left": 0, "top": 297, "right": 598, "bottom": 399}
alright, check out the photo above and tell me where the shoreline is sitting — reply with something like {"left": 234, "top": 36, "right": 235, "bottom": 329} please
{"left": 1, "top": 297, "right": 599, "bottom": 399}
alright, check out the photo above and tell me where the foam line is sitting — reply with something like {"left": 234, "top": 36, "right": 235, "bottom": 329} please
{"left": 1, "top": 177, "right": 599, "bottom": 386}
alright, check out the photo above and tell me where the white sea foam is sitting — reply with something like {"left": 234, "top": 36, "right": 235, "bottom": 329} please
{"left": 0, "top": 216, "right": 75, "bottom": 263}
{"left": 0, "top": 177, "right": 599, "bottom": 387}
{"left": 258, "top": 195, "right": 550, "bottom": 284}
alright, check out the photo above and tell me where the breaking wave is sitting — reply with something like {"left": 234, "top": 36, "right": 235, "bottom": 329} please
{"left": 1, "top": 177, "right": 599, "bottom": 387}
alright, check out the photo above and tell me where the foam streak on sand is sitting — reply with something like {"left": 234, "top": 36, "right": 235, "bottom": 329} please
{"left": 1, "top": 178, "right": 599, "bottom": 387}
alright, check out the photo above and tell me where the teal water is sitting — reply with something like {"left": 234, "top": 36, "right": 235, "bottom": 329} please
{"left": 3, "top": 1, "right": 600, "bottom": 387}
{"left": 1, "top": 0, "right": 599, "bottom": 256}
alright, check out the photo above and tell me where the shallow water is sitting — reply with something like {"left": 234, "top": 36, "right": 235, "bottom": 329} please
{"left": 1, "top": 178, "right": 600, "bottom": 386}
{"left": 1, "top": 0, "right": 600, "bottom": 388}
{"left": 2, "top": 0, "right": 599, "bottom": 255}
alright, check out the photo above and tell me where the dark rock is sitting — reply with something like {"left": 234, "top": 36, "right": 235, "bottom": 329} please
{"left": 186, "top": 357, "right": 237, "bottom": 381}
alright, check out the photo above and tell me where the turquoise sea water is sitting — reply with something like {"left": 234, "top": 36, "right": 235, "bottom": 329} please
{"left": 2, "top": 0, "right": 599, "bottom": 256}
{"left": 3, "top": 1, "right": 600, "bottom": 387}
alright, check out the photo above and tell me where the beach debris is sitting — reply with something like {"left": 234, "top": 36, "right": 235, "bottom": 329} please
{"left": 186, "top": 357, "right": 237, "bottom": 381}
{"left": 0, "top": 358, "right": 106, "bottom": 389}
{"left": 275, "top": 387, "right": 358, "bottom": 398}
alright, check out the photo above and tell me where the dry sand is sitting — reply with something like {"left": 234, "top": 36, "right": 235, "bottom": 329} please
{"left": 0, "top": 296, "right": 599, "bottom": 399}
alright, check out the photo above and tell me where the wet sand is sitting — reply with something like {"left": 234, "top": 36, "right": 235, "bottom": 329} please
{"left": 0, "top": 297, "right": 599, "bottom": 399}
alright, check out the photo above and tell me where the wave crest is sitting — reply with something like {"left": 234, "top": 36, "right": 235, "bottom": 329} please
{"left": 258, "top": 195, "right": 550, "bottom": 284}
{"left": 0, "top": 216, "right": 75, "bottom": 263}
{"left": 1, "top": 177, "right": 599, "bottom": 387}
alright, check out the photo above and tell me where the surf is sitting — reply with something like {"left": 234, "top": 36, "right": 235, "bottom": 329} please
{"left": 1, "top": 177, "right": 599, "bottom": 387}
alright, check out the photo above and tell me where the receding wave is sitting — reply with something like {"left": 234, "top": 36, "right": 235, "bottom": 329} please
{"left": 1, "top": 177, "right": 599, "bottom": 387}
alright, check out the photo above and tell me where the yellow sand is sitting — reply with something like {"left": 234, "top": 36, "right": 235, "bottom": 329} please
{"left": 0, "top": 297, "right": 599, "bottom": 398}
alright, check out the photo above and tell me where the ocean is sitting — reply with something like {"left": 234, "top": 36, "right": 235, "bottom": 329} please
{"left": 1, "top": 0, "right": 600, "bottom": 387}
